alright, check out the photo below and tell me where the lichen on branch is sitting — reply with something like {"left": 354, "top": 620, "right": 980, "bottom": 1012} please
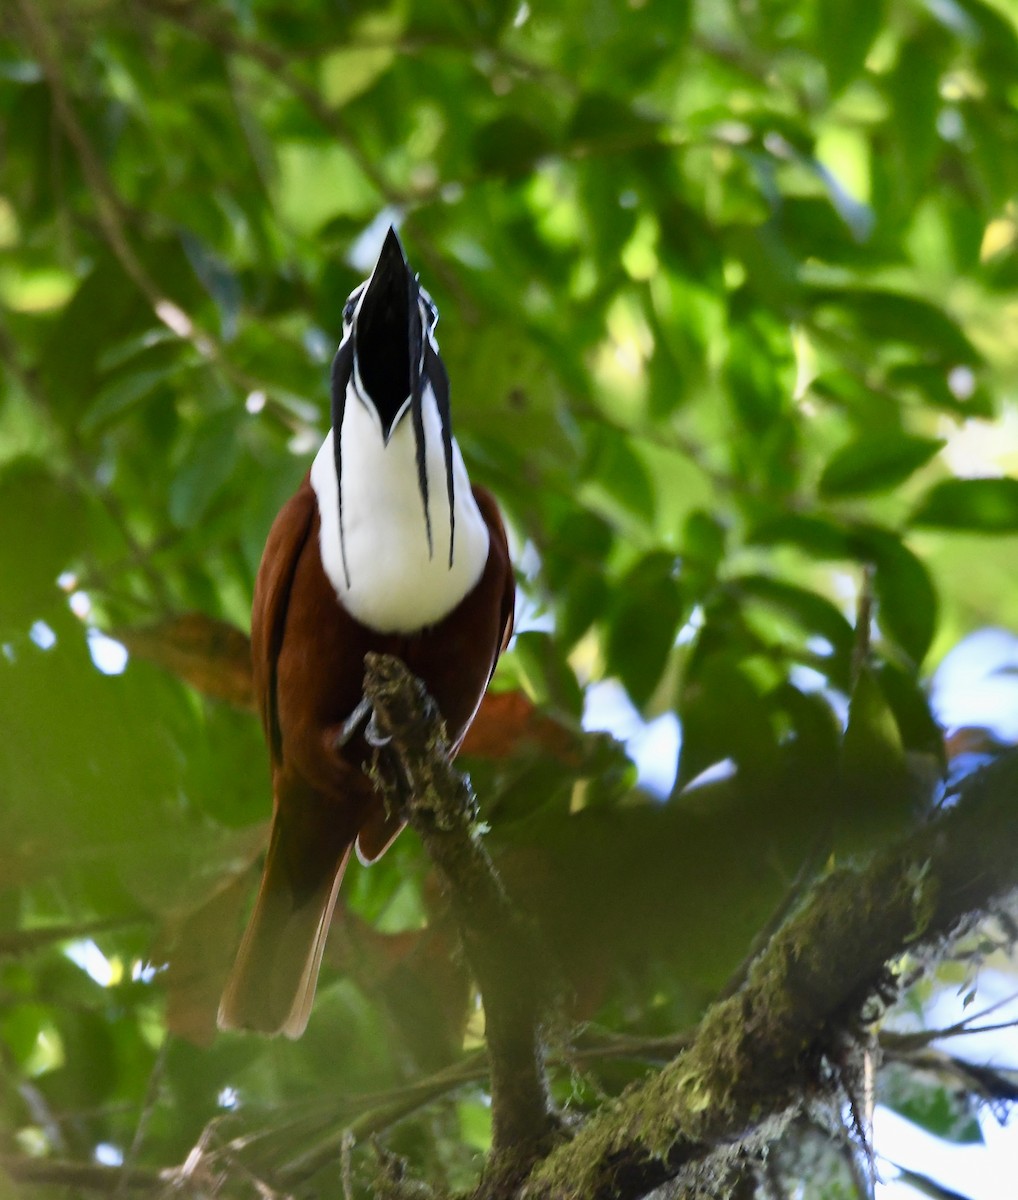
{"left": 362, "top": 654, "right": 561, "bottom": 1189}
{"left": 520, "top": 750, "right": 1018, "bottom": 1200}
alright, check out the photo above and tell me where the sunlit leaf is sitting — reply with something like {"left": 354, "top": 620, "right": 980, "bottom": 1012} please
{"left": 3, "top": 0, "right": 1018, "bottom": 1188}
{"left": 911, "top": 478, "right": 1018, "bottom": 532}
{"left": 819, "top": 433, "right": 944, "bottom": 498}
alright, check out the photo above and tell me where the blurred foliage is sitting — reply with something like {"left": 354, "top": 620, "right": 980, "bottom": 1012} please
{"left": 2, "top": 0, "right": 1018, "bottom": 1196}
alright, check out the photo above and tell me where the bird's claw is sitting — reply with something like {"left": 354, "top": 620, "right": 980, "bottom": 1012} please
{"left": 335, "top": 696, "right": 391, "bottom": 751}
{"left": 336, "top": 695, "right": 373, "bottom": 747}
{"left": 364, "top": 711, "right": 391, "bottom": 748}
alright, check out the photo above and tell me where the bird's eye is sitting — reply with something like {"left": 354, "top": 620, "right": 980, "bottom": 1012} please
{"left": 342, "top": 286, "right": 364, "bottom": 325}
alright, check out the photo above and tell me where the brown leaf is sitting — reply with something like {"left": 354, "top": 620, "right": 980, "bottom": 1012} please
{"left": 945, "top": 726, "right": 1012, "bottom": 760}
{"left": 326, "top": 908, "right": 471, "bottom": 1066}
{"left": 153, "top": 824, "right": 268, "bottom": 1046}
{"left": 461, "top": 688, "right": 578, "bottom": 762}
{"left": 115, "top": 613, "right": 255, "bottom": 709}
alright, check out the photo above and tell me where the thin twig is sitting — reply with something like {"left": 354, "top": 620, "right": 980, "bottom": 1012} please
{"left": 115, "top": 1037, "right": 170, "bottom": 1199}
{"left": 881, "top": 989, "right": 1018, "bottom": 1052}
{"left": 522, "top": 748, "right": 1018, "bottom": 1199}
{"left": 17, "top": 1, "right": 204, "bottom": 348}
{"left": 134, "top": 0, "right": 410, "bottom": 206}
{"left": 0, "top": 1156, "right": 166, "bottom": 1193}
{"left": 14, "top": 0, "right": 279, "bottom": 409}
{"left": 0, "top": 915, "right": 149, "bottom": 958}
{"left": 851, "top": 564, "right": 875, "bottom": 687}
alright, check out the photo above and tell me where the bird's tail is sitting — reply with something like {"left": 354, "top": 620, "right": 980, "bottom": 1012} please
{"left": 217, "top": 795, "right": 358, "bottom": 1038}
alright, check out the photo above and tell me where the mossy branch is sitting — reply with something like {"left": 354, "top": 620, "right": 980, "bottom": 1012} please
{"left": 520, "top": 750, "right": 1018, "bottom": 1200}
{"left": 362, "top": 654, "right": 560, "bottom": 1191}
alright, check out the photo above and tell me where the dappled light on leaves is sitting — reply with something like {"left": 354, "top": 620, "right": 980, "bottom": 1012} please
{"left": 3, "top": 0, "right": 1018, "bottom": 1196}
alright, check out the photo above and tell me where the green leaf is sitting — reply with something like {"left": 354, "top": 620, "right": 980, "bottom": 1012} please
{"left": 545, "top": 510, "right": 615, "bottom": 592}
{"left": 169, "top": 411, "right": 241, "bottom": 527}
{"left": 81, "top": 366, "right": 175, "bottom": 434}
{"left": 839, "top": 667, "right": 913, "bottom": 847}
{"left": 605, "top": 552, "right": 684, "bottom": 708}
{"left": 887, "top": 364, "right": 995, "bottom": 418}
{"left": 180, "top": 231, "right": 241, "bottom": 339}
{"left": 472, "top": 115, "right": 555, "bottom": 179}
{"left": 319, "top": 42, "right": 395, "bottom": 108}
{"left": 678, "top": 654, "right": 778, "bottom": 790}
{"left": 811, "top": 287, "right": 979, "bottom": 366}
{"left": 735, "top": 573, "right": 855, "bottom": 659}
{"left": 749, "top": 513, "right": 856, "bottom": 560}
{"left": 276, "top": 143, "right": 379, "bottom": 232}
{"left": 726, "top": 317, "right": 794, "bottom": 435}
{"left": 683, "top": 510, "right": 726, "bottom": 569}
{"left": 680, "top": 509, "right": 727, "bottom": 595}
{"left": 566, "top": 91, "right": 660, "bottom": 150}
{"left": 545, "top": 509, "right": 616, "bottom": 646}
{"left": 876, "top": 662, "right": 945, "bottom": 764}
{"left": 884, "top": 1064, "right": 983, "bottom": 1146}
{"left": 911, "top": 477, "right": 1018, "bottom": 532}
{"left": 512, "top": 631, "right": 584, "bottom": 718}
{"left": 955, "top": 0, "right": 1018, "bottom": 85}
{"left": 882, "top": 28, "right": 945, "bottom": 209}
{"left": 819, "top": 433, "right": 944, "bottom": 498}
{"left": 815, "top": 0, "right": 885, "bottom": 94}
{"left": 0, "top": 459, "right": 83, "bottom": 627}
{"left": 585, "top": 428, "right": 656, "bottom": 524}
{"left": 458, "top": 1095, "right": 493, "bottom": 1152}
{"left": 866, "top": 532, "right": 938, "bottom": 664}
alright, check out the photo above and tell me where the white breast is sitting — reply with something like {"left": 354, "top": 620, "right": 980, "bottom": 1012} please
{"left": 309, "top": 382, "right": 490, "bottom": 634}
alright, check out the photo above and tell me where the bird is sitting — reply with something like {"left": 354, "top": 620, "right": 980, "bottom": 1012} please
{"left": 217, "top": 227, "right": 515, "bottom": 1038}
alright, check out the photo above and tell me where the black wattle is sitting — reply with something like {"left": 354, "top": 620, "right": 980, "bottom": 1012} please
{"left": 426, "top": 341, "right": 456, "bottom": 568}
{"left": 329, "top": 337, "right": 354, "bottom": 588}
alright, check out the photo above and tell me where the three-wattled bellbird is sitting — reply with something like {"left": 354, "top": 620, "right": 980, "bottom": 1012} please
{"left": 218, "top": 228, "right": 515, "bottom": 1037}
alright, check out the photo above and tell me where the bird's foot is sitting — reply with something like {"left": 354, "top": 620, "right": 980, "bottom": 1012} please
{"left": 364, "top": 709, "right": 391, "bottom": 748}
{"left": 336, "top": 696, "right": 372, "bottom": 747}
{"left": 334, "top": 696, "right": 393, "bottom": 753}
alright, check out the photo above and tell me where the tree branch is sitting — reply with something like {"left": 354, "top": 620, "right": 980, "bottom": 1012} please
{"left": 361, "top": 654, "right": 560, "bottom": 1191}
{"left": 10, "top": 746, "right": 1018, "bottom": 1199}
{"left": 133, "top": 0, "right": 412, "bottom": 207}
{"left": 14, "top": 0, "right": 306, "bottom": 434}
{"left": 0, "top": 1157, "right": 165, "bottom": 1193}
{"left": 520, "top": 750, "right": 1018, "bottom": 1199}
{"left": 0, "top": 916, "right": 148, "bottom": 958}
{"left": 16, "top": 0, "right": 210, "bottom": 351}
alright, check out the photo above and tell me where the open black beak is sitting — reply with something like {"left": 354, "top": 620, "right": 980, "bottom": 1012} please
{"left": 353, "top": 226, "right": 419, "bottom": 442}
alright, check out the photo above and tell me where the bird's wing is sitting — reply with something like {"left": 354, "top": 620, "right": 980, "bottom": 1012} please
{"left": 473, "top": 484, "right": 516, "bottom": 673}
{"left": 250, "top": 475, "right": 316, "bottom": 764}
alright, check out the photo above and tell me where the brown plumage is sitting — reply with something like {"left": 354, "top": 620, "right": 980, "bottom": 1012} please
{"left": 217, "top": 476, "right": 514, "bottom": 1037}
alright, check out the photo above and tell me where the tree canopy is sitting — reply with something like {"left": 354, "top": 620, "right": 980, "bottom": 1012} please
{"left": 2, "top": 1, "right": 1018, "bottom": 1197}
